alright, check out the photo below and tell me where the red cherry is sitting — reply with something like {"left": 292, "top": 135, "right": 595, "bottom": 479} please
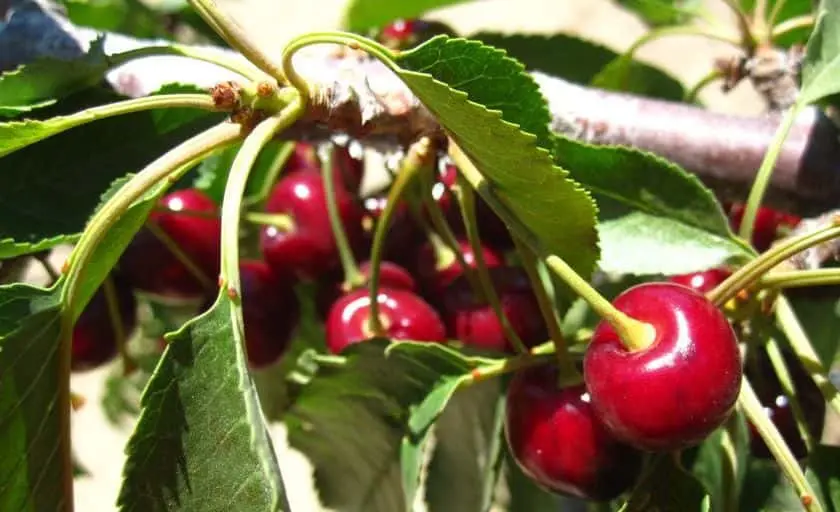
{"left": 332, "top": 145, "right": 365, "bottom": 193}
{"left": 441, "top": 267, "right": 546, "bottom": 353}
{"left": 438, "top": 164, "right": 513, "bottom": 249}
{"left": 416, "top": 239, "right": 503, "bottom": 301}
{"left": 325, "top": 288, "right": 446, "bottom": 354}
{"left": 260, "top": 168, "right": 365, "bottom": 280}
{"left": 71, "top": 275, "right": 137, "bottom": 371}
{"left": 505, "top": 366, "right": 642, "bottom": 501}
{"left": 668, "top": 267, "right": 732, "bottom": 295}
{"left": 381, "top": 19, "right": 417, "bottom": 42}
{"left": 583, "top": 282, "right": 742, "bottom": 451}
{"left": 315, "top": 261, "right": 417, "bottom": 319}
{"left": 120, "top": 189, "right": 220, "bottom": 297}
{"left": 728, "top": 203, "right": 800, "bottom": 252}
{"left": 285, "top": 142, "right": 319, "bottom": 173}
{"left": 238, "top": 260, "right": 300, "bottom": 368}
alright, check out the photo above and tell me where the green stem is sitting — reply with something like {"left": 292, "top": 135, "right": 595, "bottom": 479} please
{"left": 768, "top": 0, "right": 790, "bottom": 28}
{"left": 102, "top": 275, "right": 136, "bottom": 374}
{"left": 456, "top": 174, "right": 528, "bottom": 354}
{"left": 145, "top": 221, "right": 216, "bottom": 292}
{"left": 771, "top": 14, "right": 815, "bottom": 40}
{"left": 320, "top": 145, "right": 364, "bottom": 289}
{"left": 764, "top": 338, "right": 816, "bottom": 452}
{"left": 109, "top": 44, "right": 267, "bottom": 82}
{"left": 708, "top": 223, "right": 840, "bottom": 306}
{"left": 738, "top": 378, "right": 823, "bottom": 512}
{"left": 720, "top": 414, "right": 741, "bottom": 512}
{"left": 186, "top": 0, "right": 286, "bottom": 83}
{"left": 512, "top": 233, "right": 580, "bottom": 384}
{"left": 57, "top": 121, "right": 240, "bottom": 509}
{"left": 759, "top": 268, "right": 840, "bottom": 289}
{"left": 738, "top": 104, "right": 802, "bottom": 246}
{"left": 684, "top": 69, "right": 723, "bottom": 103}
{"left": 775, "top": 295, "right": 840, "bottom": 418}
{"left": 367, "top": 137, "right": 432, "bottom": 335}
{"left": 722, "top": 0, "right": 759, "bottom": 48}
{"left": 243, "top": 212, "right": 295, "bottom": 231}
{"left": 464, "top": 341, "right": 557, "bottom": 386}
{"left": 448, "top": 141, "right": 655, "bottom": 353}
{"left": 614, "top": 25, "right": 741, "bottom": 69}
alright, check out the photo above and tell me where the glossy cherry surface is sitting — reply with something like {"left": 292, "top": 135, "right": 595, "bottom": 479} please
{"left": 120, "top": 189, "right": 220, "bottom": 297}
{"left": 583, "top": 282, "right": 742, "bottom": 451}
{"left": 325, "top": 287, "right": 445, "bottom": 354}
{"left": 416, "top": 239, "right": 503, "bottom": 301}
{"left": 260, "top": 169, "right": 365, "bottom": 280}
{"left": 72, "top": 275, "right": 137, "bottom": 371}
{"left": 668, "top": 268, "right": 732, "bottom": 295}
{"left": 441, "top": 267, "right": 546, "bottom": 353}
{"left": 505, "top": 366, "right": 642, "bottom": 501}
{"left": 239, "top": 260, "right": 300, "bottom": 368}
{"left": 315, "top": 261, "right": 417, "bottom": 319}
{"left": 729, "top": 203, "right": 801, "bottom": 252}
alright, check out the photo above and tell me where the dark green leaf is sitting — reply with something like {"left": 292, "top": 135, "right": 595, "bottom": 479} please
{"left": 118, "top": 294, "right": 290, "bottom": 511}
{"left": 424, "top": 380, "right": 505, "bottom": 512}
{"left": 618, "top": 0, "right": 703, "bottom": 27}
{"left": 195, "top": 140, "right": 291, "bottom": 204}
{"left": 0, "top": 284, "right": 64, "bottom": 512}
{"left": 621, "top": 455, "right": 710, "bottom": 512}
{"left": 591, "top": 53, "right": 686, "bottom": 100}
{"left": 284, "top": 340, "right": 481, "bottom": 512}
{"left": 394, "top": 36, "right": 599, "bottom": 278}
{"left": 800, "top": 0, "right": 840, "bottom": 104}
{"left": 739, "top": 459, "right": 783, "bottom": 511}
{"left": 787, "top": 291, "right": 840, "bottom": 365}
{"left": 342, "top": 0, "right": 474, "bottom": 32}
{"left": 0, "top": 91, "right": 221, "bottom": 257}
{"left": 64, "top": 0, "right": 168, "bottom": 39}
{"left": 807, "top": 444, "right": 840, "bottom": 511}
{"left": 498, "top": 449, "right": 560, "bottom": 512}
{"left": 0, "top": 39, "right": 109, "bottom": 117}
{"left": 691, "top": 410, "right": 750, "bottom": 512}
{"left": 470, "top": 32, "right": 684, "bottom": 97}
{"left": 551, "top": 135, "right": 751, "bottom": 274}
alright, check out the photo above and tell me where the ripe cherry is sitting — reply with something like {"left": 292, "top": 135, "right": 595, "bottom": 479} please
{"left": 315, "top": 261, "right": 417, "bottom": 319}
{"left": 505, "top": 365, "right": 642, "bottom": 501}
{"left": 584, "top": 282, "right": 742, "bottom": 451}
{"left": 668, "top": 267, "right": 732, "bottom": 295}
{"left": 72, "top": 275, "right": 137, "bottom": 371}
{"left": 416, "top": 238, "right": 503, "bottom": 302}
{"left": 438, "top": 164, "right": 512, "bottom": 249}
{"left": 260, "top": 168, "right": 365, "bottom": 280}
{"left": 441, "top": 267, "right": 546, "bottom": 353}
{"left": 238, "top": 260, "right": 300, "bottom": 368}
{"left": 728, "top": 203, "right": 800, "bottom": 252}
{"left": 325, "top": 287, "right": 445, "bottom": 354}
{"left": 378, "top": 19, "right": 456, "bottom": 49}
{"left": 120, "top": 189, "right": 220, "bottom": 297}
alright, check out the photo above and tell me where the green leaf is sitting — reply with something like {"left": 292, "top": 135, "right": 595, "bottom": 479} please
{"left": 118, "top": 294, "right": 290, "bottom": 511}
{"left": 787, "top": 291, "right": 840, "bottom": 365}
{"left": 0, "top": 284, "right": 64, "bottom": 512}
{"left": 470, "top": 32, "right": 685, "bottom": 97}
{"left": 394, "top": 36, "right": 599, "bottom": 278}
{"left": 194, "top": 140, "right": 291, "bottom": 204}
{"left": 591, "top": 52, "right": 686, "bottom": 100}
{"left": 799, "top": 0, "right": 840, "bottom": 105}
{"left": 0, "top": 91, "right": 221, "bottom": 257}
{"left": 0, "top": 39, "right": 109, "bottom": 118}
{"left": 498, "top": 449, "right": 560, "bottom": 511}
{"left": 621, "top": 455, "right": 711, "bottom": 512}
{"left": 618, "top": 0, "right": 703, "bottom": 27}
{"left": 807, "top": 444, "right": 840, "bottom": 511}
{"left": 342, "top": 0, "right": 474, "bottom": 32}
{"left": 284, "top": 340, "right": 480, "bottom": 512}
{"left": 690, "top": 410, "right": 750, "bottom": 512}
{"left": 423, "top": 380, "right": 505, "bottom": 512}
{"left": 739, "top": 459, "right": 784, "bottom": 511}
{"left": 551, "top": 135, "right": 751, "bottom": 274}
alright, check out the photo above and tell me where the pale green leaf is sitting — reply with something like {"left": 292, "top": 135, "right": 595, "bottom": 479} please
{"left": 800, "top": 0, "right": 840, "bottom": 104}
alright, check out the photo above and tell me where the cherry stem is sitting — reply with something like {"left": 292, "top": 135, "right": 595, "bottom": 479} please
{"left": 318, "top": 145, "right": 364, "bottom": 290}
{"left": 739, "top": 378, "right": 823, "bottom": 512}
{"left": 455, "top": 174, "right": 528, "bottom": 354}
{"left": 447, "top": 140, "right": 655, "bottom": 352}
{"left": 738, "top": 103, "right": 802, "bottom": 247}
{"left": 767, "top": 0, "right": 791, "bottom": 29}
{"left": 242, "top": 142, "right": 295, "bottom": 208}
{"left": 186, "top": 0, "right": 286, "bottom": 83}
{"left": 463, "top": 341, "right": 557, "bottom": 386}
{"left": 109, "top": 44, "right": 268, "bottom": 82}
{"left": 243, "top": 212, "right": 295, "bottom": 231}
{"left": 708, "top": 223, "right": 840, "bottom": 306}
{"left": 367, "top": 137, "right": 432, "bottom": 336}
{"left": 764, "top": 338, "right": 816, "bottom": 452}
{"left": 102, "top": 276, "right": 136, "bottom": 375}
{"left": 759, "top": 268, "right": 840, "bottom": 289}
{"left": 512, "top": 233, "right": 581, "bottom": 384}
{"left": 144, "top": 221, "right": 216, "bottom": 292}
{"left": 684, "top": 69, "right": 723, "bottom": 104}
{"left": 771, "top": 14, "right": 814, "bottom": 40}
{"left": 775, "top": 295, "right": 840, "bottom": 418}
{"left": 720, "top": 414, "right": 741, "bottom": 512}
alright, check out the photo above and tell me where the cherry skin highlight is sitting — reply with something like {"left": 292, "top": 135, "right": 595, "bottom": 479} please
{"left": 583, "top": 282, "right": 742, "bottom": 451}
{"left": 325, "top": 287, "right": 445, "bottom": 354}
{"left": 505, "top": 365, "right": 642, "bottom": 501}
{"left": 314, "top": 261, "right": 417, "bottom": 319}
{"left": 120, "top": 189, "right": 220, "bottom": 297}
{"left": 71, "top": 275, "right": 137, "bottom": 372}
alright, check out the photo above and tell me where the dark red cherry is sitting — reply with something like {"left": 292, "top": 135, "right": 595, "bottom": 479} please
{"left": 119, "top": 189, "right": 220, "bottom": 297}
{"left": 238, "top": 260, "right": 300, "bottom": 368}
{"left": 332, "top": 145, "right": 364, "bottom": 193}
{"left": 728, "top": 203, "right": 801, "bottom": 252}
{"left": 285, "top": 142, "right": 319, "bottom": 173}
{"left": 379, "top": 19, "right": 456, "bottom": 49}
{"left": 584, "top": 282, "right": 742, "bottom": 451}
{"left": 505, "top": 366, "right": 642, "bottom": 501}
{"left": 438, "top": 164, "right": 512, "bottom": 249}
{"left": 315, "top": 261, "right": 417, "bottom": 319}
{"left": 71, "top": 275, "right": 137, "bottom": 371}
{"left": 416, "top": 239, "right": 503, "bottom": 302}
{"left": 442, "top": 267, "right": 546, "bottom": 353}
{"left": 260, "top": 168, "right": 365, "bottom": 280}
{"left": 325, "top": 287, "right": 445, "bottom": 354}
{"left": 746, "top": 348, "right": 825, "bottom": 459}
{"left": 668, "top": 267, "right": 732, "bottom": 295}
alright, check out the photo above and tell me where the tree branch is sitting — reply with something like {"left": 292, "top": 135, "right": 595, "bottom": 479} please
{"left": 3, "top": 0, "right": 839, "bottom": 216}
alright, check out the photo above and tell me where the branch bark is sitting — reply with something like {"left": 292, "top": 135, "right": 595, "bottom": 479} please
{"left": 2, "top": 0, "right": 839, "bottom": 215}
